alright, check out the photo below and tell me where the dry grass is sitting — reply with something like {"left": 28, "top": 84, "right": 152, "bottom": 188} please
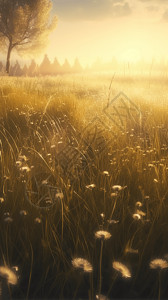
{"left": 0, "top": 73, "right": 168, "bottom": 299}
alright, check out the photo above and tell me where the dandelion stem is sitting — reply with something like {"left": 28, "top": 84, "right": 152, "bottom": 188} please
{"left": 158, "top": 270, "right": 161, "bottom": 300}
{"left": 98, "top": 239, "right": 103, "bottom": 297}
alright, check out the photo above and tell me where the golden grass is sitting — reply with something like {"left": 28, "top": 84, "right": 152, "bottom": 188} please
{"left": 0, "top": 74, "right": 168, "bottom": 299}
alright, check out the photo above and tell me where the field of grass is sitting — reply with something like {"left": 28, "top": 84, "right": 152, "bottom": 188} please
{"left": 1, "top": 73, "right": 168, "bottom": 299}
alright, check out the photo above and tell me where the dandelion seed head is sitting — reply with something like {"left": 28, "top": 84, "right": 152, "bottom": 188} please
{"left": 107, "top": 219, "right": 119, "bottom": 224}
{"left": 103, "top": 171, "right": 109, "bottom": 176}
{"left": 133, "top": 213, "right": 141, "bottom": 220}
{"left": 0, "top": 197, "right": 4, "bottom": 203}
{"left": 55, "top": 192, "right": 64, "bottom": 200}
{"left": 112, "top": 185, "right": 123, "bottom": 191}
{"left": 0, "top": 266, "right": 18, "bottom": 285}
{"left": 20, "top": 166, "right": 31, "bottom": 173}
{"left": 72, "top": 258, "right": 93, "bottom": 273}
{"left": 150, "top": 258, "right": 168, "bottom": 270}
{"left": 86, "top": 184, "right": 96, "bottom": 189}
{"left": 34, "top": 217, "right": 42, "bottom": 224}
{"left": 112, "top": 261, "right": 131, "bottom": 278}
{"left": 148, "top": 164, "right": 154, "bottom": 168}
{"left": 95, "top": 230, "right": 111, "bottom": 240}
{"left": 20, "top": 210, "right": 27, "bottom": 216}
{"left": 4, "top": 217, "right": 13, "bottom": 223}
{"left": 135, "top": 201, "right": 142, "bottom": 207}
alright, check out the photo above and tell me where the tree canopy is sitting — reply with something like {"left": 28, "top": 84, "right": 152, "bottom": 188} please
{"left": 0, "top": 0, "right": 57, "bottom": 73}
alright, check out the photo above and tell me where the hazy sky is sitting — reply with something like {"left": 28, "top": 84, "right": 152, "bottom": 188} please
{"left": 1, "top": 0, "right": 167, "bottom": 67}
{"left": 40, "top": 0, "right": 168, "bottom": 66}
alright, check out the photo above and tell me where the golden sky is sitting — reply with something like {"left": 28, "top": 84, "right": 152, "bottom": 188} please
{"left": 42, "top": 0, "right": 168, "bottom": 66}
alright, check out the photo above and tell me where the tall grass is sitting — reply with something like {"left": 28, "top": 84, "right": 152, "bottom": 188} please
{"left": 0, "top": 74, "right": 168, "bottom": 299}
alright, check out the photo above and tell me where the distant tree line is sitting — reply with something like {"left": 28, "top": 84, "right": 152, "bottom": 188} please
{"left": 0, "top": 54, "right": 168, "bottom": 76}
{"left": 0, "top": 54, "right": 83, "bottom": 76}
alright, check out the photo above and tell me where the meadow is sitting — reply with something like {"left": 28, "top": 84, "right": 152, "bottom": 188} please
{"left": 0, "top": 73, "right": 168, "bottom": 299}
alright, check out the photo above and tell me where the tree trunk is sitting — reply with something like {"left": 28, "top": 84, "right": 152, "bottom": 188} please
{"left": 6, "top": 42, "right": 12, "bottom": 74}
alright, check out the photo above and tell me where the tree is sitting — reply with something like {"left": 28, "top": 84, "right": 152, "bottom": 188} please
{"left": 72, "top": 58, "right": 83, "bottom": 73}
{"left": 28, "top": 59, "right": 37, "bottom": 76}
{"left": 51, "top": 57, "right": 61, "bottom": 75}
{"left": 0, "top": 60, "right": 3, "bottom": 71}
{"left": 62, "top": 59, "right": 71, "bottom": 74}
{"left": 22, "top": 64, "right": 28, "bottom": 76}
{"left": 0, "top": 0, "right": 57, "bottom": 73}
{"left": 10, "top": 60, "right": 22, "bottom": 76}
{"left": 39, "top": 54, "right": 51, "bottom": 75}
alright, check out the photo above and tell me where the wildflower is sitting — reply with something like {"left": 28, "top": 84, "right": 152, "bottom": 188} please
{"left": 72, "top": 258, "right": 93, "bottom": 273}
{"left": 149, "top": 258, "right": 168, "bottom": 270}
{"left": 0, "top": 266, "right": 18, "bottom": 285}
{"left": 112, "top": 261, "right": 131, "bottom": 278}
{"left": 95, "top": 230, "right": 111, "bottom": 240}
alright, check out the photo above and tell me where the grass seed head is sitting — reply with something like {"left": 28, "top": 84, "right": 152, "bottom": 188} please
{"left": 112, "top": 261, "right": 131, "bottom": 278}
